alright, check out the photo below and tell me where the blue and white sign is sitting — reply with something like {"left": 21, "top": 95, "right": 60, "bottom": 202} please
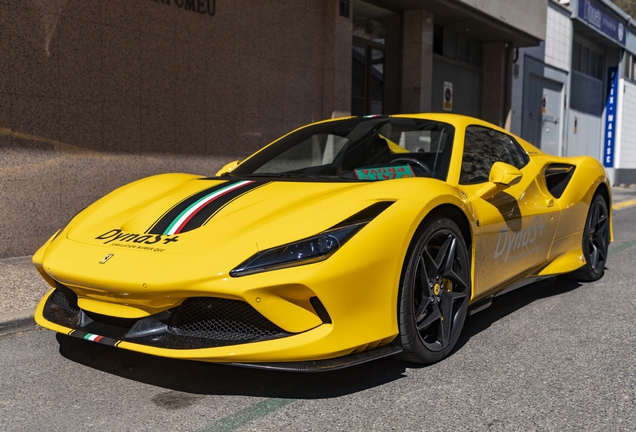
{"left": 578, "top": 0, "right": 626, "bottom": 45}
{"left": 603, "top": 67, "right": 618, "bottom": 168}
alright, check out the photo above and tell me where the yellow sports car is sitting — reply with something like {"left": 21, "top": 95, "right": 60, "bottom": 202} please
{"left": 33, "top": 114, "right": 612, "bottom": 371}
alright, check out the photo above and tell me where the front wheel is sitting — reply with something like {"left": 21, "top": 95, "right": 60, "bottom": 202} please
{"left": 396, "top": 217, "right": 470, "bottom": 364}
{"left": 572, "top": 194, "right": 610, "bottom": 282}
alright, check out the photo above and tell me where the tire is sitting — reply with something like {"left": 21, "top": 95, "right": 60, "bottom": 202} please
{"left": 572, "top": 194, "right": 610, "bottom": 282}
{"left": 395, "top": 217, "right": 471, "bottom": 364}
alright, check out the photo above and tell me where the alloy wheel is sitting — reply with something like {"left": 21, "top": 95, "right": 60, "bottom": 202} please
{"left": 412, "top": 231, "right": 469, "bottom": 352}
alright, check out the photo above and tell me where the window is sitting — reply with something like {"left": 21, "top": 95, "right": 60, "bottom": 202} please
{"left": 352, "top": 15, "right": 385, "bottom": 43}
{"left": 254, "top": 134, "right": 348, "bottom": 174}
{"left": 572, "top": 40, "right": 604, "bottom": 80}
{"left": 351, "top": 44, "right": 384, "bottom": 115}
{"left": 442, "top": 28, "right": 457, "bottom": 60}
{"left": 233, "top": 117, "right": 456, "bottom": 181}
{"left": 572, "top": 42, "right": 581, "bottom": 71}
{"left": 460, "top": 126, "right": 529, "bottom": 185}
{"left": 351, "top": 1, "right": 394, "bottom": 116}
{"left": 433, "top": 27, "right": 481, "bottom": 67}
{"left": 626, "top": 52, "right": 636, "bottom": 82}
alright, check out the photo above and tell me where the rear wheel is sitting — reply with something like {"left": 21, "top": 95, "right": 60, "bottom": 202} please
{"left": 396, "top": 217, "right": 470, "bottom": 364}
{"left": 572, "top": 194, "right": 610, "bottom": 282}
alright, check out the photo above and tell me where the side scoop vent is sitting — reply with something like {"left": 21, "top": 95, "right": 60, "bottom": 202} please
{"left": 545, "top": 164, "right": 575, "bottom": 199}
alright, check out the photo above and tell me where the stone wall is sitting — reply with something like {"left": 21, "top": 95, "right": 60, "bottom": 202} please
{"left": 0, "top": 0, "right": 349, "bottom": 258}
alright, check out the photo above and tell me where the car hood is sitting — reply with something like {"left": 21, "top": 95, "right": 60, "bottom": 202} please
{"left": 40, "top": 173, "right": 462, "bottom": 296}
{"left": 66, "top": 175, "right": 394, "bottom": 256}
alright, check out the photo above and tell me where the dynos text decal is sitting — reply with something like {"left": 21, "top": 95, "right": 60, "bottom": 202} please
{"left": 95, "top": 229, "right": 179, "bottom": 252}
{"left": 494, "top": 216, "right": 546, "bottom": 263}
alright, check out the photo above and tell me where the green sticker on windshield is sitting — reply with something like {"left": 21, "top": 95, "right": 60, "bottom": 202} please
{"left": 354, "top": 165, "right": 416, "bottom": 181}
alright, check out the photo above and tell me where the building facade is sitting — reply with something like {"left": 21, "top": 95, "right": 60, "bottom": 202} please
{"left": 0, "top": 0, "right": 548, "bottom": 258}
{"left": 511, "top": 0, "right": 636, "bottom": 186}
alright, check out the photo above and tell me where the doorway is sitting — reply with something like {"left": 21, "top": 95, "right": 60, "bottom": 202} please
{"left": 352, "top": 43, "right": 384, "bottom": 115}
{"left": 351, "top": 0, "right": 399, "bottom": 116}
{"left": 521, "top": 56, "right": 566, "bottom": 156}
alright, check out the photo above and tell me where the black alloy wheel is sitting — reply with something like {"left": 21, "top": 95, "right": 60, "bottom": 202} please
{"left": 573, "top": 194, "right": 610, "bottom": 282}
{"left": 396, "top": 217, "right": 470, "bottom": 364}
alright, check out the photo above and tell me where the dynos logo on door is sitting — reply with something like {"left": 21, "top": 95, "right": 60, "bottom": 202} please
{"left": 494, "top": 216, "right": 546, "bottom": 263}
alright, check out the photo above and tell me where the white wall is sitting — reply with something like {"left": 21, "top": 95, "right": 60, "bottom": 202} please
{"left": 617, "top": 79, "right": 636, "bottom": 168}
{"left": 459, "top": 0, "right": 548, "bottom": 41}
{"left": 544, "top": 4, "right": 572, "bottom": 71}
{"left": 510, "top": 2, "right": 571, "bottom": 137}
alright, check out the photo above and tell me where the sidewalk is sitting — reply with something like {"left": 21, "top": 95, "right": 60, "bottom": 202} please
{"left": 0, "top": 256, "right": 49, "bottom": 336}
{"left": 3, "top": 186, "right": 636, "bottom": 338}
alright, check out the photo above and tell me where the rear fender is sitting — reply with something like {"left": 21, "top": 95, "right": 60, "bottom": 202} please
{"left": 553, "top": 156, "right": 612, "bottom": 242}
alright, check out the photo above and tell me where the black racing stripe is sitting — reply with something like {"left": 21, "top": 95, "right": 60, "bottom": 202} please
{"left": 147, "top": 180, "right": 233, "bottom": 235}
{"left": 201, "top": 181, "right": 272, "bottom": 228}
{"left": 178, "top": 181, "right": 267, "bottom": 233}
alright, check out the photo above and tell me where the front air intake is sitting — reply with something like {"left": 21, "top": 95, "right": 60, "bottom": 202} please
{"left": 42, "top": 282, "right": 81, "bottom": 328}
{"left": 168, "top": 297, "right": 285, "bottom": 341}
{"left": 50, "top": 282, "right": 80, "bottom": 314}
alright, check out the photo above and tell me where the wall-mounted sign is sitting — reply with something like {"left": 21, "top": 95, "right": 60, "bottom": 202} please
{"left": 541, "top": 94, "right": 547, "bottom": 114}
{"left": 574, "top": 116, "right": 578, "bottom": 134}
{"left": 578, "top": 0, "right": 626, "bottom": 45}
{"left": 151, "top": 0, "right": 216, "bottom": 16}
{"left": 443, "top": 82, "right": 453, "bottom": 111}
{"left": 603, "top": 67, "right": 618, "bottom": 168}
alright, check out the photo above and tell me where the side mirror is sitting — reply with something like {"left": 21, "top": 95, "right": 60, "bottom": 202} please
{"left": 477, "top": 162, "right": 523, "bottom": 199}
{"left": 488, "top": 161, "right": 523, "bottom": 186}
{"left": 215, "top": 160, "right": 241, "bottom": 177}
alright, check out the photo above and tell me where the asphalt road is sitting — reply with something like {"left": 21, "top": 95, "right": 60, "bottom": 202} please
{"left": 1, "top": 207, "right": 636, "bottom": 432}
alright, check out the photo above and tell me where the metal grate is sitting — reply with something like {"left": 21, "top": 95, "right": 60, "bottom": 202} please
{"left": 51, "top": 282, "right": 79, "bottom": 314}
{"left": 168, "top": 297, "right": 284, "bottom": 341}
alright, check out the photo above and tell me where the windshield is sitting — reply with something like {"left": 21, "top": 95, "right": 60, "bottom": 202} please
{"left": 230, "top": 117, "right": 455, "bottom": 181}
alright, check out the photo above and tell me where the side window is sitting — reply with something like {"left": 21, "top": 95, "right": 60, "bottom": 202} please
{"left": 460, "top": 126, "right": 529, "bottom": 185}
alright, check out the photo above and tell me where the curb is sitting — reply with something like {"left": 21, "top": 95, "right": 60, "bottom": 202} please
{"left": 0, "top": 309, "right": 38, "bottom": 338}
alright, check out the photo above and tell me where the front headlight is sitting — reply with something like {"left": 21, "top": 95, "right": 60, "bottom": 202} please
{"left": 230, "top": 223, "right": 366, "bottom": 277}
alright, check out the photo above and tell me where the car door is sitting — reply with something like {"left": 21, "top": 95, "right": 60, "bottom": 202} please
{"left": 457, "top": 126, "right": 560, "bottom": 298}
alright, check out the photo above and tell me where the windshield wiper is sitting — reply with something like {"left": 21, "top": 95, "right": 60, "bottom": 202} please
{"left": 242, "top": 172, "right": 331, "bottom": 178}
{"left": 239, "top": 173, "right": 296, "bottom": 177}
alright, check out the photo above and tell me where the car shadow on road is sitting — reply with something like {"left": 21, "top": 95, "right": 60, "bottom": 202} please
{"left": 55, "top": 276, "right": 582, "bottom": 399}
{"left": 451, "top": 276, "right": 582, "bottom": 355}
{"left": 56, "top": 332, "right": 408, "bottom": 399}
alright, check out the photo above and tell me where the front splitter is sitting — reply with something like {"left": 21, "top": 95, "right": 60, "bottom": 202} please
{"left": 227, "top": 344, "right": 402, "bottom": 372}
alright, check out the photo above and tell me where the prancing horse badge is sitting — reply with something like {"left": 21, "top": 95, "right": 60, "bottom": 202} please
{"left": 99, "top": 254, "right": 114, "bottom": 264}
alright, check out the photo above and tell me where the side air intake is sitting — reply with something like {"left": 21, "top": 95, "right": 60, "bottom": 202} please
{"left": 545, "top": 164, "right": 575, "bottom": 199}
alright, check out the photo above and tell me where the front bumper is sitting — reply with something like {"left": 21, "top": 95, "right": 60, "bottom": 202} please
{"left": 41, "top": 281, "right": 294, "bottom": 349}
{"left": 35, "top": 282, "right": 398, "bottom": 368}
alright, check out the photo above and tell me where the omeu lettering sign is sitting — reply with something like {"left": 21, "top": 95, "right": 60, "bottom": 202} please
{"left": 151, "top": 0, "right": 215, "bottom": 16}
